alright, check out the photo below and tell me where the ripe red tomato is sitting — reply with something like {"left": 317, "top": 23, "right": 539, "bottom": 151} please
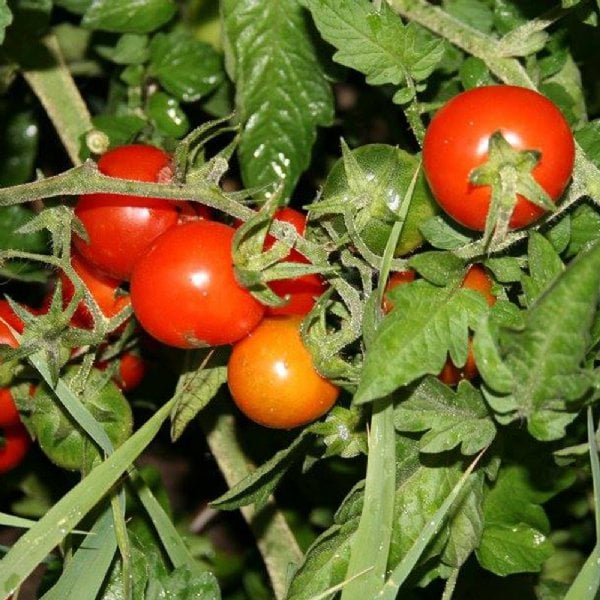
{"left": 422, "top": 85, "right": 574, "bottom": 230}
{"left": 61, "top": 252, "right": 131, "bottom": 329}
{"left": 0, "top": 422, "right": 29, "bottom": 474}
{"left": 264, "top": 208, "right": 327, "bottom": 316}
{"left": 74, "top": 144, "right": 181, "bottom": 280}
{"left": 130, "top": 220, "right": 265, "bottom": 348}
{"left": 227, "top": 316, "right": 339, "bottom": 429}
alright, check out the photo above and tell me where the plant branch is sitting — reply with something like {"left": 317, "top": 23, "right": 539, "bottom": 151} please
{"left": 18, "top": 35, "right": 93, "bottom": 166}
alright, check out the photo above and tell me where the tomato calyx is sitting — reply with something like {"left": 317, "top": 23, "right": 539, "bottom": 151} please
{"left": 469, "top": 131, "right": 556, "bottom": 246}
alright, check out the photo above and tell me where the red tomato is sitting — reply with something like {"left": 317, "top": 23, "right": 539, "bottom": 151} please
{"left": 423, "top": 86, "right": 574, "bottom": 230}
{"left": 227, "top": 316, "right": 339, "bottom": 429}
{"left": 130, "top": 221, "right": 265, "bottom": 348}
{"left": 0, "top": 423, "right": 29, "bottom": 474}
{"left": 74, "top": 144, "right": 181, "bottom": 280}
{"left": 264, "top": 208, "right": 327, "bottom": 316}
{"left": 176, "top": 201, "right": 213, "bottom": 223}
{"left": 61, "top": 252, "right": 131, "bottom": 329}
{"left": 0, "top": 388, "right": 20, "bottom": 428}
{"left": 0, "top": 320, "right": 18, "bottom": 349}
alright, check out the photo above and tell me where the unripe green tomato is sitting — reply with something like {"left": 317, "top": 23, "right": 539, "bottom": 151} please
{"left": 30, "top": 367, "right": 133, "bottom": 471}
{"left": 319, "top": 144, "right": 438, "bottom": 256}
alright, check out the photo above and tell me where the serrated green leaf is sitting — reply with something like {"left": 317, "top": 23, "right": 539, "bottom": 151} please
{"left": 303, "top": 0, "right": 444, "bottom": 91}
{"left": 170, "top": 349, "right": 228, "bottom": 441}
{"left": 53, "top": 0, "right": 91, "bottom": 15}
{"left": 211, "top": 430, "right": 313, "bottom": 511}
{"left": 395, "top": 378, "right": 496, "bottom": 455}
{"left": 355, "top": 280, "right": 490, "bottom": 404}
{"left": 148, "top": 31, "right": 224, "bottom": 103}
{"left": 521, "top": 231, "right": 564, "bottom": 306}
{"left": 479, "top": 241, "right": 600, "bottom": 440}
{"left": 484, "top": 256, "right": 523, "bottom": 283}
{"left": 566, "top": 203, "right": 600, "bottom": 258}
{"left": 222, "top": 0, "right": 334, "bottom": 199}
{"left": 82, "top": 0, "right": 176, "bottom": 34}
{"left": 419, "top": 216, "right": 474, "bottom": 251}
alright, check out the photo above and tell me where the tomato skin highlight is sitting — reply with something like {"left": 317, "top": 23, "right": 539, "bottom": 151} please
{"left": 227, "top": 316, "right": 339, "bottom": 429}
{"left": 130, "top": 220, "right": 265, "bottom": 348}
{"left": 0, "top": 422, "right": 29, "bottom": 474}
{"left": 74, "top": 144, "right": 180, "bottom": 280}
{"left": 422, "top": 85, "right": 575, "bottom": 231}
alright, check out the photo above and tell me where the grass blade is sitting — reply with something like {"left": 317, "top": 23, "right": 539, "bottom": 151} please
{"left": 40, "top": 507, "right": 117, "bottom": 600}
{"left": 377, "top": 450, "right": 485, "bottom": 599}
{"left": 563, "top": 407, "right": 600, "bottom": 600}
{"left": 341, "top": 397, "right": 396, "bottom": 599}
{"left": 0, "top": 397, "right": 175, "bottom": 598}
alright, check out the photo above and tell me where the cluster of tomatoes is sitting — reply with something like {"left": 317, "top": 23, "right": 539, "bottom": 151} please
{"left": 0, "top": 84, "right": 577, "bottom": 458}
{"left": 68, "top": 144, "right": 339, "bottom": 430}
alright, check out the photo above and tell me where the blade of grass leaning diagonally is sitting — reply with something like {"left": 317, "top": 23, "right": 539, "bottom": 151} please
{"left": 563, "top": 407, "right": 600, "bottom": 600}
{"left": 0, "top": 396, "right": 176, "bottom": 598}
{"left": 40, "top": 507, "right": 117, "bottom": 600}
{"left": 376, "top": 450, "right": 486, "bottom": 600}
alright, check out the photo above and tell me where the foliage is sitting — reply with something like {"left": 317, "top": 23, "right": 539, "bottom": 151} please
{"left": 0, "top": 1, "right": 599, "bottom": 599}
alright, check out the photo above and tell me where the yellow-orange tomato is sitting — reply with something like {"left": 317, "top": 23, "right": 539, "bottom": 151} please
{"left": 227, "top": 316, "right": 339, "bottom": 429}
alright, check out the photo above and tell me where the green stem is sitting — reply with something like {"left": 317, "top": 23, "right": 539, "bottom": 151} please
{"left": 18, "top": 35, "right": 93, "bottom": 166}
{"left": 200, "top": 411, "right": 303, "bottom": 600}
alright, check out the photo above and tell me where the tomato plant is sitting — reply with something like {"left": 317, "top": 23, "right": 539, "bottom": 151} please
{"left": 0, "top": 423, "right": 29, "bottom": 474}
{"left": 74, "top": 144, "right": 181, "bottom": 280}
{"left": 2, "top": 2, "right": 600, "bottom": 600}
{"left": 422, "top": 85, "right": 575, "bottom": 231}
{"left": 227, "top": 316, "right": 339, "bottom": 429}
{"left": 130, "top": 220, "right": 265, "bottom": 348}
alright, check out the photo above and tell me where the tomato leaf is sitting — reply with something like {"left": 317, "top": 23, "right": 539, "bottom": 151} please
{"left": 302, "top": 0, "right": 444, "bottom": 99}
{"left": 355, "top": 280, "right": 490, "bottom": 404}
{"left": 475, "top": 460, "right": 574, "bottom": 575}
{"left": 520, "top": 231, "right": 564, "bottom": 306}
{"left": 148, "top": 32, "right": 224, "bottom": 103}
{"left": 82, "top": 0, "right": 176, "bottom": 34}
{"left": 477, "top": 240, "right": 600, "bottom": 441}
{"left": 394, "top": 377, "right": 496, "bottom": 455}
{"left": 170, "top": 349, "right": 228, "bottom": 442}
{"left": 222, "top": 0, "right": 334, "bottom": 199}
